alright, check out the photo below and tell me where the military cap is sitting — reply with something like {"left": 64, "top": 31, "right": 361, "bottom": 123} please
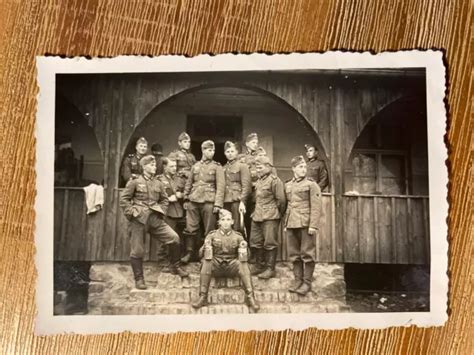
{"left": 201, "top": 140, "right": 215, "bottom": 150}
{"left": 178, "top": 132, "right": 191, "bottom": 141}
{"left": 224, "top": 141, "right": 235, "bottom": 151}
{"left": 304, "top": 143, "right": 317, "bottom": 151}
{"left": 291, "top": 155, "right": 306, "bottom": 167}
{"left": 151, "top": 143, "right": 163, "bottom": 153}
{"left": 246, "top": 132, "right": 258, "bottom": 143}
{"left": 136, "top": 137, "right": 148, "bottom": 146}
{"left": 139, "top": 155, "right": 156, "bottom": 167}
{"left": 218, "top": 208, "right": 233, "bottom": 220}
{"left": 255, "top": 155, "right": 273, "bottom": 167}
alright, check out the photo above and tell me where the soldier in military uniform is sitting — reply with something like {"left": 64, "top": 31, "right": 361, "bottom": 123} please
{"left": 168, "top": 132, "right": 197, "bottom": 192}
{"left": 119, "top": 155, "right": 188, "bottom": 290}
{"left": 121, "top": 137, "right": 149, "bottom": 184}
{"left": 238, "top": 133, "right": 259, "bottom": 255}
{"left": 191, "top": 209, "right": 260, "bottom": 312}
{"left": 250, "top": 156, "right": 286, "bottom": 279}
{"left": 284, "top": 155, "right": 322, "bottom": 295}
{"left": 223, "top": 141, "right": 252, "bottom": 233}
{"left": 304, "top": 143, "right": 329, "bottom": 192}
{"left": 181, "top": 140, "right": 225, "bottom": 263}
{"left": 155, "top": 157, "right": 185, "bottom": 267}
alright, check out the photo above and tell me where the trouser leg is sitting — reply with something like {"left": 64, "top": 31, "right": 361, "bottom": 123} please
{"left": 296, "top": 262, "right": 316, "bottom": 296}
{"left": 182, "top": 202, "right": 200, "bottom": 263}
{"left": 130, "top": 257, "right": 147, "bottom": 290}
{"left": 289, "top": 260, "right": 304, "bottom": 293}
{"left": 192, "top": 260, "right": 213, "bottom": 309}
{"left": 237, "top": 261, "right": 260, "bottom": 312}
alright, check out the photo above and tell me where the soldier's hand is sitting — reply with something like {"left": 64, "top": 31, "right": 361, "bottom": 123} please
{"left": 213, "top": 206, "right": 221, "bottom": 214}
{"left": 175, "top": 191, "right": 183, "bottom": 199}
{"left": 308, "top": 227, "right": 317, "bottom": 236}
{"left": 168, "top": 194, "right": 178, "bottom": 202}
{"left": 131, "top": 174, "right": 139, "bottom": 179}
{"left": 238, "top": 201, "right": 246, "bottom": 214}
{"left": 183, "top": 202, "right": 189, "bottom": 210}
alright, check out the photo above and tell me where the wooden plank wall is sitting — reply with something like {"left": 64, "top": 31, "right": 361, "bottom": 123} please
{"left": 342, "top": 194, "right": 430, "bottom": 264}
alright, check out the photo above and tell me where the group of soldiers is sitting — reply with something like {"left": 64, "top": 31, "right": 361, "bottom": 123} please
{"left": 119, "top": 132, "right": 329, "bottom": 312}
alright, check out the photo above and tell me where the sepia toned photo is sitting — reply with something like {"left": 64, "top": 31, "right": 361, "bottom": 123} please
{"left": 36, "top": 52, "right": 448, "bottom": 334}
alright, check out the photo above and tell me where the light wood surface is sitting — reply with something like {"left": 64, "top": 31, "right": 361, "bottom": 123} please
{"left": 0, "top": 1, "right": 471, "bottom": 353}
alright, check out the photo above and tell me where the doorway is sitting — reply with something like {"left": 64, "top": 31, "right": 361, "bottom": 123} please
{"left": 186, "top": 114, "right": 243, "bottom": 164}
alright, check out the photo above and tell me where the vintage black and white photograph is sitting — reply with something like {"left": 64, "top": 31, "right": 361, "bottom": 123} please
{"left": 35, "top": 52, "right": 448, "bottom": 334}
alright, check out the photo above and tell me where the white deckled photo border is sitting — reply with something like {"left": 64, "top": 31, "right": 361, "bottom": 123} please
{"left": 35, "top": 51, "right": 448, "bottom": 335}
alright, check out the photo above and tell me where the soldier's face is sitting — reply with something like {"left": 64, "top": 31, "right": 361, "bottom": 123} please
{"left": 293, "top": 162, "right": 307, "bottom": 178}
{"left": 225, "top": 147, "right": 237, "bottom": 161}
{"left": 166, "top": 161, "right": 177, "bottom": 175}
{"left": 202, "top": 147, "right": 215, "bottom": 160}
{"left": 306, "top": 147, "right": 317, "bottom": 159}
{"left": 143, "top": 161, "right": 156, "bottom": 175}
{"left": 179, "top": 139, "right": 191, "bottom": 150}
{"left": 246, "top": 139, "right": 259, "bottom": 151}
{"left": 256, "top": 163, "right": 269, "bottom": 177}
{"left": 136, "top": 143, "right": 148, "bottom": 155}
{"left": 219, "top": 215, "right": 234, "bottom": 230}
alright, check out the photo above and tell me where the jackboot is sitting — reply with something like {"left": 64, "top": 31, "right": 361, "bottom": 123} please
{"left": 288, "top": 260, "right": 304, "bottom": 293}
{"left": 192, "top": 272, "right": 212, "bottom": 309}
{"left": 240, "top": 271, "right": 260, "bottom": 312}
{"left": 168, "top": 243, "right": 189, "bottom": 277}
{"left": 180, "top": 235, "right": 194, "bottom": 264}
{"left": 296, "top": 261, "right": 315, "bottom": 296}
{"left": 250, "top": 248, "right": 266, "bottom": 275}
{"left": 130, "top": 257, "right": 147, "bottom": 290}
{"left": 258, "top": 249, "right": 277, "bottom": 279}
{"left": 248, "top": 247, "right": 257, "bottom": 264}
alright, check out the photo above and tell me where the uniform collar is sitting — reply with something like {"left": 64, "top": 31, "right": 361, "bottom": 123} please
{"left": 247, "top": 148, "right": 257, "bottom": 156}
{"left": 180, "top": 148, "right": 189, "bottom": 153}
{"left": 219, "top": 228, "right": 232, "bottom": 236}
{"left": 142, "top": 173, "right": 153, "bottom": 181}
{"left": 259, "top": 172, "right": 271, "bottom": 180}
{"left": 293, "top": 176, "right": 305, "bottom": 183}
{"left": 227, "top": 158, "right": 236, "bottom": 165}
{"left": 164, "top": 172, "right": 174, "bottom": 180}
{"left": 308, "top": 157, "right": 317, "bottom": 162}
{"left": 201, "top": 158, "right": 212, "bottom": 164}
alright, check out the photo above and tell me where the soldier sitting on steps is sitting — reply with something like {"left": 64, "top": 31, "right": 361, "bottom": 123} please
{"left": 192, "top": 209, "right": 260, "bottom": 312}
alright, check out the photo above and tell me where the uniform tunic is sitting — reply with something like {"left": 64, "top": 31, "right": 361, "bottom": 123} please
{"left": 120, "top": 174, "right": 179, "bottom": 259}
{"left": 284, "top": 176, "right": 322, "bottom": 262}
{"left": 223, "top": 159, "right": 252, "bottom": 232}
{"left": 121, "top": 153, "right": 145, "bottom": 183}
{"left": 157, "top": 173, "right": 185, "bottom": 231}
{"left": 200, "top": 229, "right": 251, "bottom": 278}
{"left": 250, "top": 172, "right": 286, "bottom": 250}
{"left": 168, "top": 148, "right": 197, "bottom": 191}
{"left": 183, "top": 159, "right": 225, "bottom": 236}
{"left": 306, "top": 158, "right": 329, "bottom": 192}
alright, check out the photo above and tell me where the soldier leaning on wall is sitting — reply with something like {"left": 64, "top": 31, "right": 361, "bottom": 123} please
{"left": 304, "top": 143, "right": 329, "bottom": 192}
{"left": 121, "top": 137, "right": 148, "bottom": 184}
{"left": 119, "top": 155, "right": 188, "bottom": 290}
{"left": 284, "top": 155, "right": 322, "bottom": 295}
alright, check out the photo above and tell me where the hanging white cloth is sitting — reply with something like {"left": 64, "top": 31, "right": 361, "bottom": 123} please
{"left": 83, "top": 183, "right": 104, "bottom": 214}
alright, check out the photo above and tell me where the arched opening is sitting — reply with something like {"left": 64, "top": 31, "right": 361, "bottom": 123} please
{"left": 55, "top": 94, "right": 104, "bottom": 186}
{"left": 344, "top": 96, "right": 428, "bottom": 196}
{"left": 121, "top": 85, "right": 327, "bottom": 187}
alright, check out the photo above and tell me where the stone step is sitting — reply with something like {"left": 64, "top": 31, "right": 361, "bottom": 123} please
{"left": 128, "top": 288, "right": 324, "bottom": 304}
{"left": 95, "top": 300, "right": 350, "bottom": 315}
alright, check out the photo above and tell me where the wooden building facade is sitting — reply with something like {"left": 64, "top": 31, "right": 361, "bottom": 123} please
{"left": 54, "top": 70, "right": 430, "bottom": 265}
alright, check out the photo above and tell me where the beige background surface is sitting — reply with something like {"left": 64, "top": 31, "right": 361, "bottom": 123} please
{"left": 0, "top": 0, "right": 471, "bottom": 353}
